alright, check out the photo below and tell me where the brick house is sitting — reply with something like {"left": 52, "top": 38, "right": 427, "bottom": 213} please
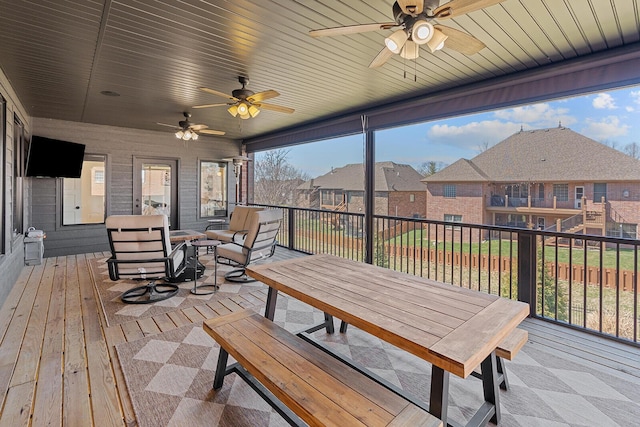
{"left": 296, "top": 162, "right": 426, "bottom": 218}
{"left": 422, "top": 126, "right": 640, "bottom": 239}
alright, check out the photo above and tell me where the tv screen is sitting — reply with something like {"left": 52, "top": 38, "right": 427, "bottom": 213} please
{"left": 25, "top": 136, "right": 86, "bottom": 178}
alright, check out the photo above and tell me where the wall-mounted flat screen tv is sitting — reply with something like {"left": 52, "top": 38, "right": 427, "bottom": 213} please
{"left": 25, "top": 136, "right": 86, "bottom": 178}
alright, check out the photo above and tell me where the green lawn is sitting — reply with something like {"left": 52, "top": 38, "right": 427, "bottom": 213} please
{"left": 387, "top": 231, "right": 638, "bottom": 270}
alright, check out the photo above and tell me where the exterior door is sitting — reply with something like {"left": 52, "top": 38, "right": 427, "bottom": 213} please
{"left": 575, "top": 186, "right": 584, "bottom": 209}
{"left": 133, "top": 157, "right": 178, "bottom": 229}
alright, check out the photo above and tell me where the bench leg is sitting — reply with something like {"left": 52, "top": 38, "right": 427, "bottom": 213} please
{"left": 303, "top": 312, "right": 335, "bottom": 334}
{"left": 497, "top": 356, "right": 509, "bottom": 391}
{"left": 213, "top": 348, "right": 230, "bottom": 390}
{"left": 469, "top": 356, "right": 509, "bottom": 390}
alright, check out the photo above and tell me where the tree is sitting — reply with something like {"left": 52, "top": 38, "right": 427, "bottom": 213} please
{"left": 416, "top": 160, "right": 446, "bottom": 177}
{"left": 624, "top": 142, "right": 640, "bottom": 159}
{"left": 476, "top": 140, "right": 491, "bottom": 153}
{"left": 254, "top": 149, "right": 309, "bottom": 206}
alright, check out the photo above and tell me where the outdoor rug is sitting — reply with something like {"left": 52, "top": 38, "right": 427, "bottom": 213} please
{"left": 90, "top": 253, "right": 267, "bottom": 327}
{"left": 115, "top": 294, "right": 640, "bottom": 427}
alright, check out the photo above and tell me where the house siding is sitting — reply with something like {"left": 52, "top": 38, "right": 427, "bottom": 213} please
{"left": 31, "top": 118, "right": 241, "bottom": 258}
{"left": 0, "top": 67, "right": 31, "bottom": 306}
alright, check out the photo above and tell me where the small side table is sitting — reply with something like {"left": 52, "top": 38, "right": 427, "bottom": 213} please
{"left": 190, "top": 239, "right": 221, "bottom": 295}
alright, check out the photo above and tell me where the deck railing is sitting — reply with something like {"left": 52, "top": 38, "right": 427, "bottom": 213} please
{"left": 254, "top": 204, "right": 639, "bottom": 345}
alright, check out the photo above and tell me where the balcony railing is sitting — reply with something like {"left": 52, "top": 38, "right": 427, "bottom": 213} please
{"left": 255, "top": 204, "right": 639, "bottom": 346}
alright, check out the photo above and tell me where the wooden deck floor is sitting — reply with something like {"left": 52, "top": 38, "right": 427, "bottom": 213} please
{"left": 1, "top": 250, "right": 638, "bottom": 426}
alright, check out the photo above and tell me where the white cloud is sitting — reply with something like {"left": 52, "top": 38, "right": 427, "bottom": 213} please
{"left": 493, "top": 103, "right": 576, "bottom": 127}
{"left": 427, "top": 120, "right": 522, "bottom": 151}
{"left": 592, "top": 93, "right": 617, "bottom": 109}
{"left": 581, "top": 116, "right": 629, "bottom": 141}
{"left": 626, "top": 91, "right": 640, "bottom": 112}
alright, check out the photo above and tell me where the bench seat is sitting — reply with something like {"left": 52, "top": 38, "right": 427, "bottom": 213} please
{"left": 203, "top": 309, "right": 442, "bottom": 427}
{"left": 471, "top": 327, "right": 528, "bottom": 390}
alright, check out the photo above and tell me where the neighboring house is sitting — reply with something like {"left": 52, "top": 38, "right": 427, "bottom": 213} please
{"left": 423, "top": 126, "right": 640, "bottom": 239}
{"left": 296, "top": 162, "right": 426, "bottom": 218}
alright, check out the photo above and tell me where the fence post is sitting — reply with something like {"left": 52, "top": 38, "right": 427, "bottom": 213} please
{"left": 287, "top": 208, "right": 295, "bottom": 250}
{"left": 517, "top": 231, "right": 537, "bottom": 316}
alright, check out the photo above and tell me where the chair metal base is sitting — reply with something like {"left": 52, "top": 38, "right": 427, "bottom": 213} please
{"left": 224, "top": 268, "right": 257, "bottom": 283}
{"left": 121, "top": 281, "right": 179, "bottom": 304}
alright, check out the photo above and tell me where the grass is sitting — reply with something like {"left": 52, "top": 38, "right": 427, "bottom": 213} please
{"left": 387, "top": 230, "right": 639, "bottom": 270}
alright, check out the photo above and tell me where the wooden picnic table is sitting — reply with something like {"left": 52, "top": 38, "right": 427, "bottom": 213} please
{"left": 247, "top": 253, "right": 529, "bottom": 427}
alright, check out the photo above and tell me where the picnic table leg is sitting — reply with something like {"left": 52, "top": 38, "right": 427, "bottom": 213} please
{"left": 265, "top": 287, "right": 279, "bottom": 320}
{"left": 480, "top": 352, "right": 501, "bottom": 424}
{"left": 429, "top": 365, "right": 450, "bottom": 426}
{"left": 213, "top": 348, "right": 230, "bottom": 390}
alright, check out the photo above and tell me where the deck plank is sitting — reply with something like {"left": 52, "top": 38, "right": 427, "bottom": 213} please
{"left": 78, "top": 254, "right": 126, "bottom": 426}
{"left": 63, "top": 255, "right": 92, "bottom": 427}
{"left": 31, "top": 257, "right": 66, "bottom": 427}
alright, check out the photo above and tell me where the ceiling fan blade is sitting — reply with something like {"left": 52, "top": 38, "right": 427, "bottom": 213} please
{"left": 192, "top": 103, "right": 229, "bottom": 109}
{"left": 369, "top": 46, "right": 394, "bottom": 68}
{"left": 397, "top": 0, "right": 423, "bottom": 15}
{"left": 309, "top": 22, "right": 396, "bottom": 38}
{"left": 256, "top": 103, "right": 295, "bottom": 114}
{"left": 435, "top": 25, "right": 486, "bottom": 55}
{"left": 199, "top": 86, "right": 239, "bottom": 101}
{"left": 190, "top": 124, "right": 208, "bottom": 131}
{"left": 156, "top": 122, "right": 177, "bottom": 128}
{"left": 248, "top": 90, "right": 280, "bottom": 103}
{"left": 198, "top": 129, "right": 226, "bottom": 136}
{"left": 434, "top": 0, "right": 505, "bottom": 19}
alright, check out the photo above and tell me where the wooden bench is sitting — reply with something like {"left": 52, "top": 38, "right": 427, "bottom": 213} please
{"left": 471, "top": 328, "right": 528, "bottom": 390}
{"left": 203, "top": 309, "right": 442, "bottom": 427}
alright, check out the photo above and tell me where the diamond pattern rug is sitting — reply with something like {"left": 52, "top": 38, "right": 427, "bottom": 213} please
{"left": 115, "top": 295, "right": 640, "bottom": 427}
{"left": 90, "top": 254, "right": 267, "bottom": 326}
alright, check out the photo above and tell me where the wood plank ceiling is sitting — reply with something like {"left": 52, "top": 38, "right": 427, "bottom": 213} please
{"left": 0, "top": 0, "right": 638, "bottom": 141}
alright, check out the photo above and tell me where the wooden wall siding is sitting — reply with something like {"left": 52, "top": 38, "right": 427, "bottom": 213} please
{"left": 0, "top": 64, "right": 30, "bottom": 307}
{"left": 31, "top": 118, "right": 242, "bottom": 258}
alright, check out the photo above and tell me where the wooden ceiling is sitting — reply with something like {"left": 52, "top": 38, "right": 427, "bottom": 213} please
{"left": 0, "top": 0, "right": 638, "bottom": 142}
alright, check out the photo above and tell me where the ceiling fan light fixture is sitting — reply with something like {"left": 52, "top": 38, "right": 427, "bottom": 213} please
{"left": 411, "top": 20, "right": 433, "bottom": 45}
{"left": 227, "top": 104, "right": 239, "bottom": 117}
{"left": 239, "top": 113, "right": 251, "bottom": 120}
{"left": 384, "top": 29, "right": 408, "bottom": 54}
{"left": 183, "top": 130, "right": 193, "bottom": 140}
{"left": 400, "top": 40, "right": 420, "bottom": 59}
{"left": 175, "top": 130, "right": 184, "bottom": 139}
{"left": 427, "top": 28, "right": 448, "bottom": 52}
{"left": 248, "top": 104, "right": 260, "bottom": 118}
{"left": 237, "top": 102, "right": 249, "bottom": 116}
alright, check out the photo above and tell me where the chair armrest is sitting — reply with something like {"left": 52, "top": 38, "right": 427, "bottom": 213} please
{"left": 231, "top": 229, "right": 248, "bottom": 243}
{"left": 170, "top": 240, "right": 187, "bottom": 255}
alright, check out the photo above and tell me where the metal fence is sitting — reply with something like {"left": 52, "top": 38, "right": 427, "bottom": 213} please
{"left": 255, "top": 204, "right": 639, "bottom": 345}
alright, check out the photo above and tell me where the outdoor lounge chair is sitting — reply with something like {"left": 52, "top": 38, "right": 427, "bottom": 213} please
{"left": 216, "top": 209, "right": 282, "bottom": 282}
{"left": 205, "top": 205, "right": 264, "bottom": 243}
{"left": 105, "top": 214, "right": 187, "bottom": 304}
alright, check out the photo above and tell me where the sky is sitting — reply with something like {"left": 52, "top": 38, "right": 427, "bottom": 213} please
{"left": 255, "top": 84, "right": 640, "bottom": 178}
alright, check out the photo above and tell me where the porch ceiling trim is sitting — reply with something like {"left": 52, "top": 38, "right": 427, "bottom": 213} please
{"left": 243, "top": 42, "right": 640, "bottom": 153}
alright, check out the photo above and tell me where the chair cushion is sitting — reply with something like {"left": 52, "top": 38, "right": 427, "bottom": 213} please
{"left": 205, "top": 229, "right": 236, "bottom": 242}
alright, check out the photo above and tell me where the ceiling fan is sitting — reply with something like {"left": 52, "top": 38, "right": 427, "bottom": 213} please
{"left": 309, "top": 0, "right": 503, "bottom": 68}
{"left": 193, "top": 76, "right": 295, "bottom": 119}
{"left": 156, "top": 112, "right": 225, "bottom": 141}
